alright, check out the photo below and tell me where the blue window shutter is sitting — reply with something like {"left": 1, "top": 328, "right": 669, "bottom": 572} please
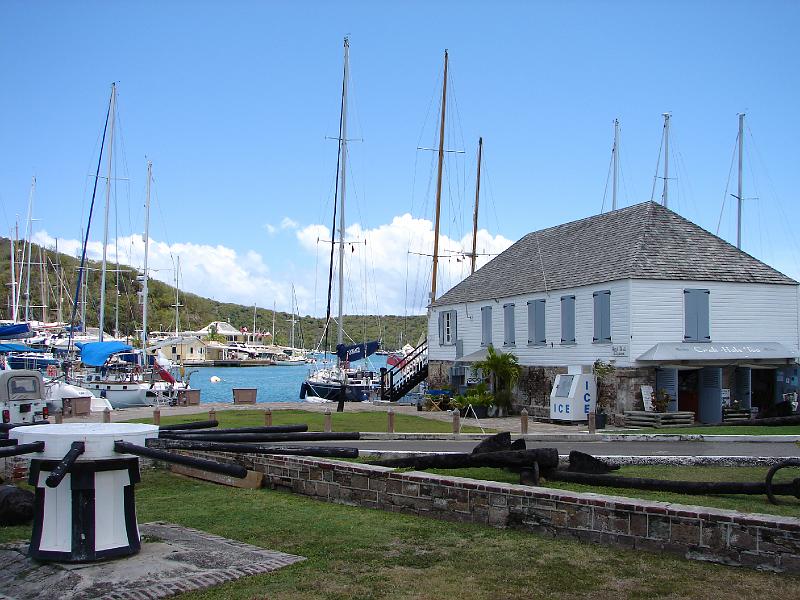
{"left": 601, "top": 291, "right": 611, "bottom": 342}
{"left": 698, "top": 290, "right": 710, "bottom": 340}
{"left": 482, "top": 306, "right": 492, "bottom": 346}
{"left": 561, "top": 295, "right": 575, "bottom": 343}
{"left": 504, "top": 304, "right": 515, "bottom": 345}
{"left": 593, "top": 292, "right": 601, "bottom": 342}
{"left": 438, "top": 312, "right": 445, "bottom": 345}
{"left": 536, "top": 300, "right": 546, "bottom": 344}
{"left": 526, "top": 302, "right": 534, "bottom": 344}
{"left": 684, "top": 289, "right": 698, "bottom": 341}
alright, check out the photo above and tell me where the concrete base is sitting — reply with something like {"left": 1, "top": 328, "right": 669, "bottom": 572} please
{"left": 0, "top": 522, "right": 305, "bottom": 600}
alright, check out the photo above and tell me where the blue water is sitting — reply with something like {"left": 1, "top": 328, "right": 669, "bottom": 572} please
{"left": 187, "top": 355, "right": 389, "bottom": 404}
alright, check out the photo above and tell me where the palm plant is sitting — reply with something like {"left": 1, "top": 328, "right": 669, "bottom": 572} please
{"left": 472, "top": 344, "right": 522, "bottom": 409}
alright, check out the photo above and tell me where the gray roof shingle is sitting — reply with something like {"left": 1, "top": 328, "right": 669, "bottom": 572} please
{"left": 432, "top": 201, "right": 797, "bottom": 307}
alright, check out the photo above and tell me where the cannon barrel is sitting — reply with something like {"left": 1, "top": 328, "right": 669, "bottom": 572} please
{"left": 160, "top": 424, "right": 309, "bottom": 435}
{"left": 0, "top": 441, "right": 45, "bottom": 458}
{"left": 113, "top": 440, "right": 247, "bottom": 478}
{"left": 158, "top": 431, "right": 360, "bottom": 443}
{"left": 45, "top": 442, "right": 86, "bottom": 488}
{"left": 0, "top": 439, "right": 18, "bottom": 447}
{"left": 152, "top": 438, "right": 359, "bottom": 458}
{"left": 158, "top": 420, "right": 219, "bottom": 431}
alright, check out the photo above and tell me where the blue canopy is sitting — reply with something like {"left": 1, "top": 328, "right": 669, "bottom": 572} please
{"left": 79, "top": 341, "right": 134, "bottom": 366}
{"left": 0, "top": 323, "right": 31, "bottom": 339}
{"left": 0, "top": 343, "right": 42, "bottom": 353}
{"left": 336, "top": 341, "right": 380, "bottom": 363}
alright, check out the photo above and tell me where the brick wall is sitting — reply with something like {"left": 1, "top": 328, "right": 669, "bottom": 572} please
{"left": 182, "top": 450, "right": 800, "bottom": 573}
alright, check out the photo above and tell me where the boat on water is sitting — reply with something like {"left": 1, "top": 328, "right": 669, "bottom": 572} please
{"left": 299, "top": 38, "right": 380, "bottom": 404}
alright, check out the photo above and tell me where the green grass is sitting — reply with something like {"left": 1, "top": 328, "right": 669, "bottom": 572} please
{"left": 616, "top": 425, "right": 800, "bottom": 435}
{"left": 420, "top": 465, "right": 800, "bottom": 518}
{"left": 125, "top": 408, "right": 489, "bottom": 434}
{"left": 3, "top": 469, "right": 798, "bottom": 599}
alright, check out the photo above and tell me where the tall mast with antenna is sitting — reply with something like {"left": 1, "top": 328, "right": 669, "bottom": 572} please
{"left": 612, "top": 119, "right": 619, "bottom": 210}
{"left": 336, "top": 38, "right": 349, "bottom": 347}
{"left": 470, "top": 136, "right": 482, "bottom": 275}
{"left": 99, "top": 82, "right": 117, "bottom": 341}
{"left": 9, "top": 230, "right": 16, "bottom": 322}
{"left": 737, "top": 113, "right": 745, "bottom": 249}
{"left": 23, "top": 176, "right": 35, "bottom": 322}
{"left": 662, "top": 113, "right": 670, "bottom": 208}
{"left": 173, "top": 256, "right": 181, "bottom": 336}
{"left": 141, "top": 160, "right": 152, "bottom": 351}
{"left": 431, "top": 49, "right": 449, "bottom": 303}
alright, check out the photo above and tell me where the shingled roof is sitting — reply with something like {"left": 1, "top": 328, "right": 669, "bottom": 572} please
{"left": 432, "top": 201, "right": 796, "bottom": 307}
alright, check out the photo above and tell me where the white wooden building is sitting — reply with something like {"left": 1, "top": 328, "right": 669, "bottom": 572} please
{"left": 428, "top": 202, "right": 800, "bottom": 423}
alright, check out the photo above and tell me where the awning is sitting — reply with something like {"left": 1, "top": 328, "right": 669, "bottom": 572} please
{"left": 454, "top": 347, "right": 515, "bottom": 363}
{"left": 79, "top": 341, "right": 134, "bottom": 366}
{"left": 637, "top": 342, "right": 797, "bottom": 364}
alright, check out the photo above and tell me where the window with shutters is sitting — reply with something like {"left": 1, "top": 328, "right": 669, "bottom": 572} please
{"left": 438, "top": 310, "right": 458, "bottom": 345}
{"left": 592, "top": 290, "right": 611, "bottom": 343}
{"left": 503, "top": 303, "right": 515, "bottom": 346}
{"left": 481, "top": 306, "right": 492, "bottom": 346}
{"left": 527, "top": 299, "right": 546, "bottom": 346}
{"left": 560, "top": 295, "right": 576, "bottom": 344}
{"left": 684, "top": 288, "right": 710, "bottom": 342}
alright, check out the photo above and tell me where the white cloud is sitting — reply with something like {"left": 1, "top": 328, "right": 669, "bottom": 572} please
{"left": 280, "top": 217, "right": 299, "bottom": 230}
{"left": 264, "top": 223, "right": 277, "bottom": 235}
{"left": 30, "top": 213, "right": 514, "bottom": 322}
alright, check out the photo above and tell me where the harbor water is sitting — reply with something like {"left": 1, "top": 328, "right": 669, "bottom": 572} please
{"left": 187, "top": 355, "right": 389, "bottom": 404}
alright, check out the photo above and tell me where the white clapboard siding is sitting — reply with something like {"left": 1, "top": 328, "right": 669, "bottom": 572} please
{"left": 430, "top": 279, "right": 799, "bottom": 368}
{"left": 629, "top": 280, "right": 800, "bottom": 359}
{"left": 429, "top": 279, "right": 632, "bottom": 367}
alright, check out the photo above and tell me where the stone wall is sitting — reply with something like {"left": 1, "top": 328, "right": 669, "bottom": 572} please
{"left": 185, "top": 451, "right": 800, "bottom": 573}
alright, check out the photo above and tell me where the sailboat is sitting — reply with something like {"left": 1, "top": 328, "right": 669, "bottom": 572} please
{"left": 300, "top": 38, "right": 381, "bottom": 404}
{"left": 274, "top": 284, "right": 308, "bottom": 365}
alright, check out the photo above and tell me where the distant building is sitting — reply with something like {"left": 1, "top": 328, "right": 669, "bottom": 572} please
{"left": 428, "top": 201, "right": 800, "bottom": 423}
{"left": 146, "top": 336, "right": 206, "bottom": 364}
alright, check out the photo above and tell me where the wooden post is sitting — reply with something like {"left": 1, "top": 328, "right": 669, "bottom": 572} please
{"left": 54, "top": 410, "right": 63, "bottom": 424}
{"left": 208, "top": 408, "right": 216, "bottom": 423}
{"left": 324, "top": 407, "right": 332, "bottom": 433}
{"left": 264, "top": 408, "right": 272, "bottom": 427}
{"left": 153, "top": 408, "right": 161, "bottom": 426}
{"left": 103, "top": 408, "right": 111, "bottom": 423}
{"left": 387, "top": 407, "right": 395, "bottom": 433}
{"left": 451, "top": 409, "right": 460, "bottom": 434}
{"left": 588, "top": 412, "right": 596, "bottom": 434}
{"left": 520, "top": 408, "right": 529, "bottom": 435}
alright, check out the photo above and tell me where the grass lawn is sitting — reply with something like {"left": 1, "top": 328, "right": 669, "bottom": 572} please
{"left": 125, "top": 408, "right": 488, "bottom": 434}
{"left": 3, "top": 469, "right": 799, "bottom": 599}
{"left": 419, "top": 465, "right": 800, "bottom": 519}
{"left": 616, "top": 425, "right": 800, "bottom": 436}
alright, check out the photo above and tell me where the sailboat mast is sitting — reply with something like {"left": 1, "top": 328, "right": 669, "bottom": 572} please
{"left": 99, "top": 82, "right": 117, "bottom": 341}
{"left": 737, "top": 113, "right": 745, "bottom": 249}
{"left": 38, "top": 247, "right": 47, "bottom": 322}
{"left": 253, "top": 304, "right": 257, "bottom": 341}
{"left": 336, "top": 38, "right": 350, "bottom": 348}
{"left": 470, "top": 136, "right": 482, "bottom": 275}
{"left": 430, "top": 50, "right": 449, "bottom": 303}
{"left": 142, "top": 160, "right": 152, "bottom": 351}
{"left": 174, "top": 255, "right": 180, "bottom": 336}
{"left": 272, "top": 300, "right": 276, "bottom": 345}
{"left": 9, "top": 232, "right": 16, "bottom": 322}
{"left": 23, "top": 176, "right": 35, "bottom": 322}
{"left": 661, "top": 112, "right": 670, "bottom": 208}
{"left": 612, "top": 119, "right": 619, "bottom": 210}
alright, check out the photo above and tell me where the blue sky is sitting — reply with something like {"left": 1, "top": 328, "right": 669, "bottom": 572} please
{"left": 1, "top": 1, "right": 799, "bottom": 319}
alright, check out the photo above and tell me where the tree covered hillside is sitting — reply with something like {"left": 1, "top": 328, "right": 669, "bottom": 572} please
{"left": 0, "top": 238, "right": 427, "bottom": 350}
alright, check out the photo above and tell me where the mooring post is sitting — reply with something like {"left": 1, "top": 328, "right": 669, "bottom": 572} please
{"left": 387, "top": 407, "right": 395, "bottom": 433}
{"left": 452, "top": 409, "right": 460, "bottom": 434}
{"left": 103, "top": 408, "right": 111, "bottom": 424}
{"left": 324, "top": 407, "right": 332, "bottom": 433}
{"left": 209, "top": 408, "right": 216, "bottom": 423}
{"left": 264, "top": 408, "right": 272, "bottom": 427}
{"left": 520, "top": 408, "right": 529, "bottom": 435}
{"left": 588, "top": 412, "right": 596, "bottom": 434}
{"left": 153, "top": 408, "right": 161, "bottom": 426}
{"left": 54, "top": 410, "right": 63, "bottom": 424}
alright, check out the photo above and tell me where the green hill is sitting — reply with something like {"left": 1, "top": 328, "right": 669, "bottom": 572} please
{"left": 0, "top": 238, "right": 427, "bottom": 351}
